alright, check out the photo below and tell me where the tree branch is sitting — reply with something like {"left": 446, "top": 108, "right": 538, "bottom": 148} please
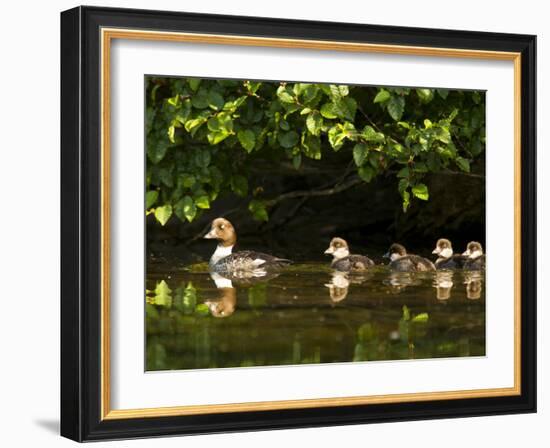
{"left": 264, "top": 176, "right": 364, "bottom": 207}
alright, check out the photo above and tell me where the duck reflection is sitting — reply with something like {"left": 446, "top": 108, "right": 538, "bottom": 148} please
{"left": 205, "top": 271, "right": 281, "bottom": 317}
{"left": 324, "top": 271, "right": 371, "bottom": 302}
{"left": 433, "top": 271, "right": 454, "bottom": 301}
{"left": 204, "top": 272, "right": 237, "bottom": 318}
{"left": 464, "top": 271, "right": 483, "bottom": 300}
{"left": 383, "top": 271, "right": 420, "bottom": 293}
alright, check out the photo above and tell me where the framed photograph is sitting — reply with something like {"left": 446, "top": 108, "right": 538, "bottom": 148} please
{"left": 60, "top": 6, "right": 536, "bottom": 441}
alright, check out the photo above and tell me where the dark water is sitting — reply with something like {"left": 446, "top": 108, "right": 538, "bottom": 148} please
{"left": 145, "top": 263, "right": 485, "bottom": 371}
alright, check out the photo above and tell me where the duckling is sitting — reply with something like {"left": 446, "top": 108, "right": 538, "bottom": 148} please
{"left": 204, "top": 217, "right": 292, "bottom": 275}
{"left": 462, "top": 241, "right": 486, "bottom": 270}
{"left": 324, "top": 237, "right": 374, "bottom": 272}
{"left": 432, "top": 238, "right": 466, "bottom": 269}
{"left": 384, "top": 243, "right": 435, "bottom": 272}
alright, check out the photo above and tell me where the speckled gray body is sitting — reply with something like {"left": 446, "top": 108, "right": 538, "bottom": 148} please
{"left": 463, "top": 255, "right": 486, "bottom": 270}
{"left": 390, "top": 255, "right": 436, "bottom": 272}
{"left": 210, "top": 250, "right": 292, "bottom": 274}
{"left": 331, "top": 255, "right": 374, "bottom": 272}
{"left": 435, "top": 254, "right": 467, "bottom": 270}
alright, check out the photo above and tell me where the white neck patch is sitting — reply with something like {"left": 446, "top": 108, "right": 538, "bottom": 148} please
{"left": 332, "top": 247, "right": 349, "bottom": 260}
{"left": 469, "top": 249, "right": 483, "bottom": 259}
{"left": 209, "top": 272, "right": 234, "bottom": 288}
{"left": 210, "top": 244, "right": 233, "bottom": 265}
{"left": 439, "top": 247, "right": 453, "bottom": 259}
{"left": 390, "top": 252, "right": 401, "bottom": 261}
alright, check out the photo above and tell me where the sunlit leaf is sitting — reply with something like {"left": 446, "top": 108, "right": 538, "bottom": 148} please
{"left": 154, "top": 204, "right": 172, "bottom": 226}
{"left": 412, "top": 183, "right": 429, "bottom": 201}
{"left": 145, "top": 190, "right": 158, "bottom": 209}
{"left": 174, "top": 196, "right": 197, "bottom": 222}
{"left": 373, "top": 89, "right": 391, "bottom": 103}
{"left": 237, "top": 129, "right": 256, "bottom": 152}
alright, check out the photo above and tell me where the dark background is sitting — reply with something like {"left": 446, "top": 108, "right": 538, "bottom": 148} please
{"left": 147, "top": 149, "right": 485, "bottom": 266}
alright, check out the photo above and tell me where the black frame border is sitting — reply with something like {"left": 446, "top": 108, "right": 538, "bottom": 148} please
{"left": 61, "top": 6, "right": 536, "bottom": 442}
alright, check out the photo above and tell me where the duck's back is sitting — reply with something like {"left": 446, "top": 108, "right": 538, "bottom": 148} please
{"left": 464, "top": 255, "right": 485, "bottom": 271}
{"left": 213, "top": 250, "right": 291, "bottom": 273}
{"left": 391, "top": 255, "right": 435, "bottom": 272}
{"left": 435, "top": 254, "right": 467, "bottom": 270}
{"left": 332, "top": 254, "right": 374, "bottom": 272}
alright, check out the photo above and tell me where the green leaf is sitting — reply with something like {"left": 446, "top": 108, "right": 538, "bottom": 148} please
{"left": 191, "top": 89, "right": 209, "bottom": 109}
{"left": 402, "top": 189, "right": 410, "bottom": 212}
{"left": 329, "top": 84, "right": 349, "bottom": 100}
{"left": 154, "top": 204, "right": 172, "bottom": 226}
{"left": 195, "top": 195, "right": 210, "bottom": 209}
{"left": 387, "top": 96, "right": 405, "bottom": 121}
{"left": 207, "top": 90, "right": 225, "bottom": 110}
{"left": 153, "top": 280, "right": 172, "bottom": 307}
{"left": 333, "top": 97, "right": 357, "bottom": 121}
{"left": 302, "top": 134, "right": 321, "bottom": 159}
{"left": 278, "top": 130, "right": 299, "bottom": 149}
{"left": 397, "top": 167, "right": 409, "bottom": 178}
{"left": 455, "top": 156, "right": 471, "bottom": 172}
{"left": 306, "top": 111, "right": 322, "bottom": 136}
{"left": 147, "top": 141, "right": 168, "bottom": 164}
{"left": 373, "top": 89, "right": 391, "bottom": 103}
{"left": 246, "top": 81, "right": 262, "bottom": 93}
{"left": 248, "top": 199, "right": 269, "bottom": 222}
{"left": 195, "top": 303, "right": 210, "bottom": 316}
{"left": 434, "top": 126, "right": 451, "bottom": 144}
{"left": 174, "top": 196, "right": 197, "bottom": 222}
{"left": 398, "top": 178, "right": 409, "bottom": 195}
{"left": 353, "top": 143, "right": 368, "bottom": 167}
{"left": 412, "top": 312, "right": 429, "bottom": 323}
{"left": 411, "top": 183, "right": 429, "bottom": 201}
{"left": 179, "top": 174, "right": 196, "bottom": 188}
{"left": 328, "top": 122, "right": 355, "bottom": 151}
{"left": 362, "top": 125, "right": 385, "bottom": 142}
{"left": 292, "top": 153, "right": 302, "bottom": 169}
{"left": 276, "top": 85, "right": 295, "bottom": 104}
{"left": 402, "top": 305, "right": 411, "bottom": 321}
{"left": 188, "top": 78, "right": 201, "bottom": 91}
{"left": 320, "top": 103, "right": 338, "bottom": 119}
{"left": 437, "top": 89, "right": 449, "bottom": 99}
{"left": 416, "top": 88, "right": 434, "bottom": 103}
{"left": 237, "top": 129, "right": 256, "bottom": 152}
{"left": 207, "top": 113, "right": 233, "bottom": 144}
{"left": 194, "top": 150, "right": 211, "bottom": 168}
{"left": 231, "top": 175, "right": 249, "bottom": 197}
{"left": 184, "top": 116, "right": 207, "bottom": 135}
{"left": 358, "top": 165, "right": 375, "bottom": 183}
{"left": 145, "top": 190, "right": 158, "bottom": 209}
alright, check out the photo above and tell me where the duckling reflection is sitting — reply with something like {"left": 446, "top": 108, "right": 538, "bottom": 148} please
{"left": 324, "top": 271, "right": 371, "bottom": 303}
{"left": 324, "top": 271, "right": 350, "bottom": 303}
{"left": 383, "top": 271, "right": 420, "bottom": 293}
{"left": 433, "top": 271, "right": 454, "bottom": 301}
{"left": 205, "top": 272, "right": 237, "bottom": 318}
{"left": 463, "top": 271, "right": 483, "bottom": 300}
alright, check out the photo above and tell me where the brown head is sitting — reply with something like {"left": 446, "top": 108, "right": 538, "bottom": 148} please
{"left": 385, "top": 243, "right": 407, "bottom": 261}
{"left": 432, "top": 238, "right": 453, "bottom": 258}
{"left": 203, "top": 218, "right": 237, "bottom": 247}
{"left": 463, "top": 241, "right": 484, "bottom": 259}
{"left": 324, "top": 237, "right": 350, "bottom": 260}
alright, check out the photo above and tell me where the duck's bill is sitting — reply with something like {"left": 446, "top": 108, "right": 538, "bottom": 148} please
{"left": 383, "top": 252, "right": 390, "bottom": 259}
{"left": 324, "top": 248, "right": 334, "bottom": 255}
{"left": 432, "top": 248, "right": 440, "bottom": 255}
{"left": 462, "top": 250, "right": 471, "bottom": 256}
{"left": 203, "top": 229, "right": 216, "bottom": 239}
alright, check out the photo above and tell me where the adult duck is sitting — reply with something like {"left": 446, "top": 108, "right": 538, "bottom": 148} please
{"left": 204, "top": 218, "right": 291, "bottom": 275}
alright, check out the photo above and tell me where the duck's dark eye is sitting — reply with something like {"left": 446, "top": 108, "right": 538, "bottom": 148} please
{"left": 219, "top": 225, "right": 225, "bottom": 230}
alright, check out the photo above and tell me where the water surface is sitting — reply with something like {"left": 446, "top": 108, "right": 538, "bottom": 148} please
{"left": 146, "top": 263, "right": 485, "bottom": 371}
